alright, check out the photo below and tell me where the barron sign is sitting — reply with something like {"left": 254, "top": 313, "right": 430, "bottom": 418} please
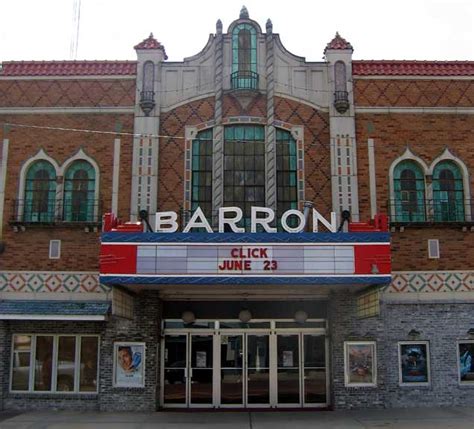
{"left": 155, "top": 206, "right": 338, "bottom": 233}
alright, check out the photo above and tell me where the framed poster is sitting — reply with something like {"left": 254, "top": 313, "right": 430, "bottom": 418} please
{"left": 458, "top": 341, "right": 474, "bottom": 384}
{"left": 398, "top": 341, "right": 430, "bottom": 385}
{"left": 344, "top": 341, "right": 377, "bottom": 387}
{"left": 113, "top": 342, "right": 146, "bottom": 388}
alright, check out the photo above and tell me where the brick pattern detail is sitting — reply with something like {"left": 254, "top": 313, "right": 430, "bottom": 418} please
{"left": 387, "top": 271, "right": 474, "bottom": 293}
{"left": 0, "top": 79, "right": 135, "bottom": 108}
{"left": 0, "top": 113, "right": 134, "bottom": 271}
{"left": 223, "top": 93, "right": 267, "bottom": 117}
{"left": 354, "top": 78, "right": 474, "bottom": 108}
{"left": 274, "top": 97, "right": 331, "bottom": 215}
{"left": 159, "top": 98, "right": 215, "bottom": 214}
{"left": 0, "top": 272, "right": 109, "bottom": 293}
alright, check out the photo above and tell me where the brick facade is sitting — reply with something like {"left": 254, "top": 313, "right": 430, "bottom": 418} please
{"left": 1, "top": 9, "right": 473, "bottom": 412}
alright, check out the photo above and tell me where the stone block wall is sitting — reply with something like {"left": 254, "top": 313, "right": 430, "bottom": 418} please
{"left": 0, "top": 292, "right": 161, "bottom": 412}
{"left": 330, "top": 290, "right": 474, "bottom": 409}
{"left": 98, "top": 291, "right": 161, "bottom": 411}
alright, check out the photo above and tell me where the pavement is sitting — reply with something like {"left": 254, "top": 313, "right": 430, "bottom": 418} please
{"left": 1, "top": 407, "right": 474, "bottom": 429}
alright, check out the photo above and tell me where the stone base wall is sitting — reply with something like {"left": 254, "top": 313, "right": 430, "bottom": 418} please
{"left": 329, "top": 289, "right": 387, "bottom": 409}
{"left": 1, "top": 292, "right": 161, "bottom": 412}
{"left": 98, "top": 291, "right": 161, "bottom": 411}
{"left": 330, "top": 290, "right": 474, "bottom": 409}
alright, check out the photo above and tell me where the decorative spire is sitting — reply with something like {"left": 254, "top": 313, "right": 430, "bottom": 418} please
{"left": 324, "top": 32, "right": 353, "bottom": 53}
{"left": 134, "top": 33, "right": 168, "bottom": 59}
{"left": 266, "top": 19, "right": 273, "bottom": 34}
{"left": 216, "top": 19, "right": 223, "bottom": 35}
{"left": 240, "top": 5, "right": 249, "bottom": 19}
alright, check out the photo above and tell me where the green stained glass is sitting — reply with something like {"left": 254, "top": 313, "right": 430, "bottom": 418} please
{"left": 191, "top": 129, "right": 213, "bottom": 221}
{"left": 24, "top": 160, "right": 57, "bottom": 222}
{"left": 432, "top": 160, "right": 464, "bottom": 221}
{"left": 276, "top": 129, "right": 298, "bottom": 230}
{"left": 224, "top": 125, "right": 265, "bottom": 231}
{"left": 63, "top": 160, "right": 96, "bottom": 222}
{"left": 393, "top": 160, "right": 426, "bottom": 222}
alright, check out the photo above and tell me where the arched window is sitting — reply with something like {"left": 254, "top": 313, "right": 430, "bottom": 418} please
{"left": 24, "top": 160, "right": 57, "bottom": 222}
{"left": 224, "top": 125, "right": 265, "bottom": 230}
{"left": 231, "top": 24, "right": 257, "bottom": 89}
{"left": 393, "top": 161, "right": 426, "bottom": 222}
{"left": 276, "top": 129, "right": 297, "bottom": 228}
{"left": 334, "top": 61, "right": 347, "bottom": 93}
{"left": 191, "top": 129, "right": 213, "bottom": 220}
{"left": 63, "top": 160, "right": 96, "bottom": 222}
{"left": 433, "top": 161, "right": 464, "bottom": 221}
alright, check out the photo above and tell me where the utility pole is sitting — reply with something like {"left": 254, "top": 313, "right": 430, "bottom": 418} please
{"left": 69, "top": 0, "right": 81, "bottom": 59}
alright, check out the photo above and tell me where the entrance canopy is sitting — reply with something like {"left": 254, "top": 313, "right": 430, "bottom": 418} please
{"left": 100, "top": 231, "right": 390, "bottom": 288}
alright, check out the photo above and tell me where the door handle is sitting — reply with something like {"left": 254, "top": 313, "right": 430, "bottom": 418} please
{"left": 189, "top": 368, "right": 193, "bottom": 378}
{"left": 184, "top": 368, "right": 188, "bottom": 378}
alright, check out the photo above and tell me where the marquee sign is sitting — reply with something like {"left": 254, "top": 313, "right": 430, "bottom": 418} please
{"left": 99, "top": 232, "right": 391, "bottom": 286}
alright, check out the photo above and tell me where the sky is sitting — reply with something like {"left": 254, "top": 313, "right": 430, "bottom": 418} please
{"left": 0, "top": 0, "right": 473, "bottom": 63}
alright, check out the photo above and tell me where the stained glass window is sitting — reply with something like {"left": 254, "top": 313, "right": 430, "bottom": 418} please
{"left": 393, "top": 161, "right": 426, "bottom": 222}
{"left": 276, "top": 129, "right": 298, "bottom": 229}
{"left": 191, "top": 129, "right": 213, "bottom": 220}
{"left": 63, "top": 160, "right": 96, "bottom": 222}
{"left": 433, "top": 161, "right": 464, "bottom": 221}
{"left": 224, "top": 125, "right": 265, "bottom": 230}
{"left": 24, "top": 160, "right": 57, "bottom": 222}
{"left": 231, "top": 24, "right": 258, "bottom": 89}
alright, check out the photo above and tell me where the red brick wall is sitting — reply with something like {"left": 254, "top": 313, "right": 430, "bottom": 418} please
{"left": 275, "top": 97, "right": 332, "bottom": 215}
{"left": 355, "top": 111, "right": 474, "bottom": 270}
{"left": 158, "top": 97, "right": 215, "bottom": 213}
{"left": 0, "top": 113, "right": 134, "bottom": 271}
{"left": 0, "top": 78, "right": 135, "bottom": 108}
{"left": 354, "top": 78, "right": 474, "bottom": 108}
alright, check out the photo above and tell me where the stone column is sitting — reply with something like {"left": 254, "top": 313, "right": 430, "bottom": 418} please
{"left": 212, "top": 20, "right": 224, "bottom": 226}
{"left": 265, "top": 19, "right": 277, "bottom": 213}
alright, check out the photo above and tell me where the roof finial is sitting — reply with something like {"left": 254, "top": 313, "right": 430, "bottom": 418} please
{"left": 240, "top": 5, "right": 249, "bottom": 19}
{"left": 266, "top": 19, "right": 273, "bottom": 34}
{"left": 216, "top": 19, "right": 222, "bottom": 35}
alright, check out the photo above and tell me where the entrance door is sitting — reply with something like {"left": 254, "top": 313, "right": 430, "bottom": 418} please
{"left": 220, "top": 333, "right": 270, "bottom": 407}
{"left": 163, "top": 334, "right": 187, "bottom": 405}
{"left": 246, "top": 334, "right": 270, "bottom": 405}
{"left": 189, "top": 334, "right": 213, "bottom": 405}
{"left": 277, "top": 334, "right": 301, "bottom": 405}
{"left": 303, "top": 334, "right": 327, "bottom": 405}
{"left": 163, "top": 334, "right": 213, "bottom": 407}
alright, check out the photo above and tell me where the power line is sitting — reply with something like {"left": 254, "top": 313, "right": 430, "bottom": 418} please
{"left": 1, "top": 121, "right": 322, "bottom": 144}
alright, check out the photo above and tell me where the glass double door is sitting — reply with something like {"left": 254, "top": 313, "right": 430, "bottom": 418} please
{"left": 162, "top": 331, "right": 326, "bottom": 408}
{"left": 163, "top": 334, "right": 214, "bottom": 406}
{"left": 220, "top": 333, "right": 270, "bottom": 407}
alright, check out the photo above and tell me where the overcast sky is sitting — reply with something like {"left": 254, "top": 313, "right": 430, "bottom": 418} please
{"left": 1, "top": 0, "right": 473, "bottom": 62}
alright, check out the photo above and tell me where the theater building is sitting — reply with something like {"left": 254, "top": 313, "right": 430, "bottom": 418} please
{"left": 1, "top": 7, "right": 474, "bottom": 411}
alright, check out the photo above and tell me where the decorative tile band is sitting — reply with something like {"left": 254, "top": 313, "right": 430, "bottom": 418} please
{"left": 3, "top": 270, "right": 472, "bottom": 295}
{"left": 386, "top": 271, "right": 474, "bottom": 293}
{"left": 0, "top": 272, "right": 109, "bottom": 293}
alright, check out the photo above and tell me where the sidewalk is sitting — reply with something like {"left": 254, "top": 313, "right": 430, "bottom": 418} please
{"left": 1, "top": 407, "right": 474, "bottom": 429}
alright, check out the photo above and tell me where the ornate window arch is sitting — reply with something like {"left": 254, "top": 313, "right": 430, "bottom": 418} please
{"left": 432, "top": 160, "right": 465, "bottom": 221}
{"left": 392, "top": 160, "right": 426, "bottom": 222}
{"left": 231, "top": 23, "right": 258, "bottom": 89}
{"left": 63, "top": 160, "right": 96, "bottom": 222}
{"left": 24, "top": 160, "right": 57, "bottom": 222}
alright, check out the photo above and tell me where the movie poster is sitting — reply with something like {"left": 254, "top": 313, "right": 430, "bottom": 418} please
{"left": 399, "top": 342, "right": 429, "bottom": 384}
{"left": 344, "top": 342, "right": 376, "bottom": 386}
{"left": 113, "top": 342, "right": 145, "bottom": 387}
